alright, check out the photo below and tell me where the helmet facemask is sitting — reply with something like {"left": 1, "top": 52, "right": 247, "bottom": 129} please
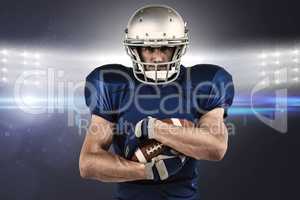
{"left": 125, "top": 44, "right": 187, "bottom": 84}
{"left": 123, "top": 5, "right": 189, "bottom": 85}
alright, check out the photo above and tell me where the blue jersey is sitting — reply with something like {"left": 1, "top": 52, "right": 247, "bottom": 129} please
{"left": 84, "top": 64, "right": 235, "bottom": 200}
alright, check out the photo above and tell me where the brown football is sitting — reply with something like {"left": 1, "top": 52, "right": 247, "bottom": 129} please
{"left": 131, "top": 118, "right": 195, "bottom": 163}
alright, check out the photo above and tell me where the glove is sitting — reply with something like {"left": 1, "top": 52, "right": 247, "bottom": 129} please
{"left": 144, "top": 149, "right": 186, "bottom": 181}
{"left": 135, "top": 116, "right": 157, "bottom": 139}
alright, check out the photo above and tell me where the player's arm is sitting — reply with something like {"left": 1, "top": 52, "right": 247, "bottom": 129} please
{"left": 153, "top": 108, "right": 228, "bottom": 161}
{"left": 151, "top": 67, "right": 234, "bottom": 161}
{"left": 79, "top": 114, "right": 147, "bottom": 182}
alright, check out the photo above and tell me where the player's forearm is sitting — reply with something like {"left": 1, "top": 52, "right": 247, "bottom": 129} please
{"left": 79, "top": 150, "right": 146, "bottom": 182}
{"left": 153, "top": 120, "right": 228, "bottom": 161}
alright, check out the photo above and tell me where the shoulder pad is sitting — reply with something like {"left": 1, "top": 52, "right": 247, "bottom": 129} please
{"left": 187, "top": 64, "right": 232, "bottom": 85}
{"left": 86, "top": 64, "right": 135, "bottom": 86}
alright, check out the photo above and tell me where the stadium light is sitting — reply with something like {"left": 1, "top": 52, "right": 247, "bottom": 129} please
{"left": 261, "top": 62, "right": 267, "bottom": 66}
{"left": 34, "top": 53, "right": 40, "bottom": 59}
{"left": 273, "top": 51, "right": 281, "bottom": 57}
{"left": 259, "top": 53, "right": 267, "bottom": 59}
{"left": 261, "top": 80, "right": 268, "bottom": 86}
{"left": 292, "top": 49, "right": 299, "bottom": 55}
{"left": 1, "top": 49, "right": 8, "bottom": 55}
{"left": 274, "top": 60, "right": 280, "bottom": 65}
{"left": 1, "top": 77, "right": 8, "bottom": 82}
{"left": 1, "top": 67, "right": 8, "bottom": 72}
{"left": 21, "top": 51, "right": 28, "bottom": 57}
{"left": 292, "top": 68, "right": 299, "bottom": 72}
{"left": 1, "top": 58, "right": 7, "bottom": 63}
{"left": 23, "top": 96, "right": 39, "bottom": 106}
{"left": 293, "top": 58, "right": 299, "bottom": 63}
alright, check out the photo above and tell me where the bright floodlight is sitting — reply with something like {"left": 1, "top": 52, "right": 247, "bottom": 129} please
{"left": 23, "top": 61, "right": 27, "bottom": 65}
{"left": 1, "top": 77, "right": 8, "bottom": 82}
{"left": 293, "top": 77, "right": 299, "bottom": 82}
{"left": 1, "top": 49, "right": 8, "bottom": 55}
{"left": 261, "top": 80, "right": 267, "bottom": 85}
{"left": 275, "top": 79, "right": 280, "bottom": 84}
{"left": 1, "top": 67, "right": 8, "bottom": 72}
{"left": 259, "top": 53, "right": 267, "bottom": 59}
{"left": 293, "top": 58, "right": 299, "bottom": 63}
{"left": 21, "top": 51, "right": 28, "bottom": 57}
{"left": 1, "top": 58, "right": 7, "bottom": 63}
{"left": 34, "top": 53, "right": 40, "bottom": 59}
{"left": 274, "top": 60, "right": 280, "bottom": 65}
{"left": 273, "top": 51, "right": 281, "bottom": 57}
{"left": 293, "top": 68, "right": 299, "bottom": 72}
{"left": 23, "top": 96, "right": 39, "bottom": 106}
{"left": 292, "top": 49, "right": 299, "bottom": 55}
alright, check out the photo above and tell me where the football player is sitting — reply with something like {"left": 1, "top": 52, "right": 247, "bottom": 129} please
{"left": 79, "top": 5, "right": 235, "bottom": 200}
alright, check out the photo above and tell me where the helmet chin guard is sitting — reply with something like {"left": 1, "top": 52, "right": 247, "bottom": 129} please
{"left": 123, "top": 5, "right": 189, "bottom": 85}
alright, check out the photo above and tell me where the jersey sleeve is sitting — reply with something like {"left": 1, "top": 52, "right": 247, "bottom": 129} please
{"left": 204, "top": 68, "right": 235, "bottom": 118}
{"left": 84, "top": 67, "right": 119, "bottom": 122}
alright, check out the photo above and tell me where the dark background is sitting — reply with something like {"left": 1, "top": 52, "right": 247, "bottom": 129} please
{"left": 0, "top": 0, "right": 299, "bottom": 199}
{"left": 1, "top": 0, "right": 300, "bottom": 49}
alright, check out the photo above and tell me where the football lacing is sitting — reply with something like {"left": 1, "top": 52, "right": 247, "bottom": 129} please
{"left": 146, "top": 143, "right": 163, "bottom": 155}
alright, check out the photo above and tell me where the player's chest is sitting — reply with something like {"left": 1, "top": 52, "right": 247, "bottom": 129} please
{"left": 116, "top": 84, "right": 201, "bottom": 126}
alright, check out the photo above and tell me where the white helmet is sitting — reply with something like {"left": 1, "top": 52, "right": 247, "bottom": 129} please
{"left": 123, "top": 5, "right": 189, "bottom": 85}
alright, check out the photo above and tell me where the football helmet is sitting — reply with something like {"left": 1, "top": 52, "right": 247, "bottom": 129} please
{"left": 123, "top": 5, "right": 189, "bottom": 85}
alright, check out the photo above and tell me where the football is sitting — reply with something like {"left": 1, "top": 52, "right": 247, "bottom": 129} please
{"left": 131, "top": 118, "right": 195, "bottom": 163}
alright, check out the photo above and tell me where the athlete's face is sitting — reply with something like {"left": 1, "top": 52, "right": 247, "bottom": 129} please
{"left": 139, "top": 46, "right": 175, "bottom": 71}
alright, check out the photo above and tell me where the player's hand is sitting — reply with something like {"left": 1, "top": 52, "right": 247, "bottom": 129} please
{"left": 144, "top": 150, "right": 186, "bottom": 181}
{"left": 134, "top": 116, "right": 157, "bottom": 139}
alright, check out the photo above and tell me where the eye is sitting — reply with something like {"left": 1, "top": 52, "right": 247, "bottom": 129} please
{"left": 160, "top": 46, "right": 175, "bottom": 53}
{"left": 142, "top": 47, "right": 154, "bottom": 52}
{"left": 146, "top": 47, "right": 153, "bottom": 52}
{"left": 160, "top": 46, "right": 169, "bottom": 52}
